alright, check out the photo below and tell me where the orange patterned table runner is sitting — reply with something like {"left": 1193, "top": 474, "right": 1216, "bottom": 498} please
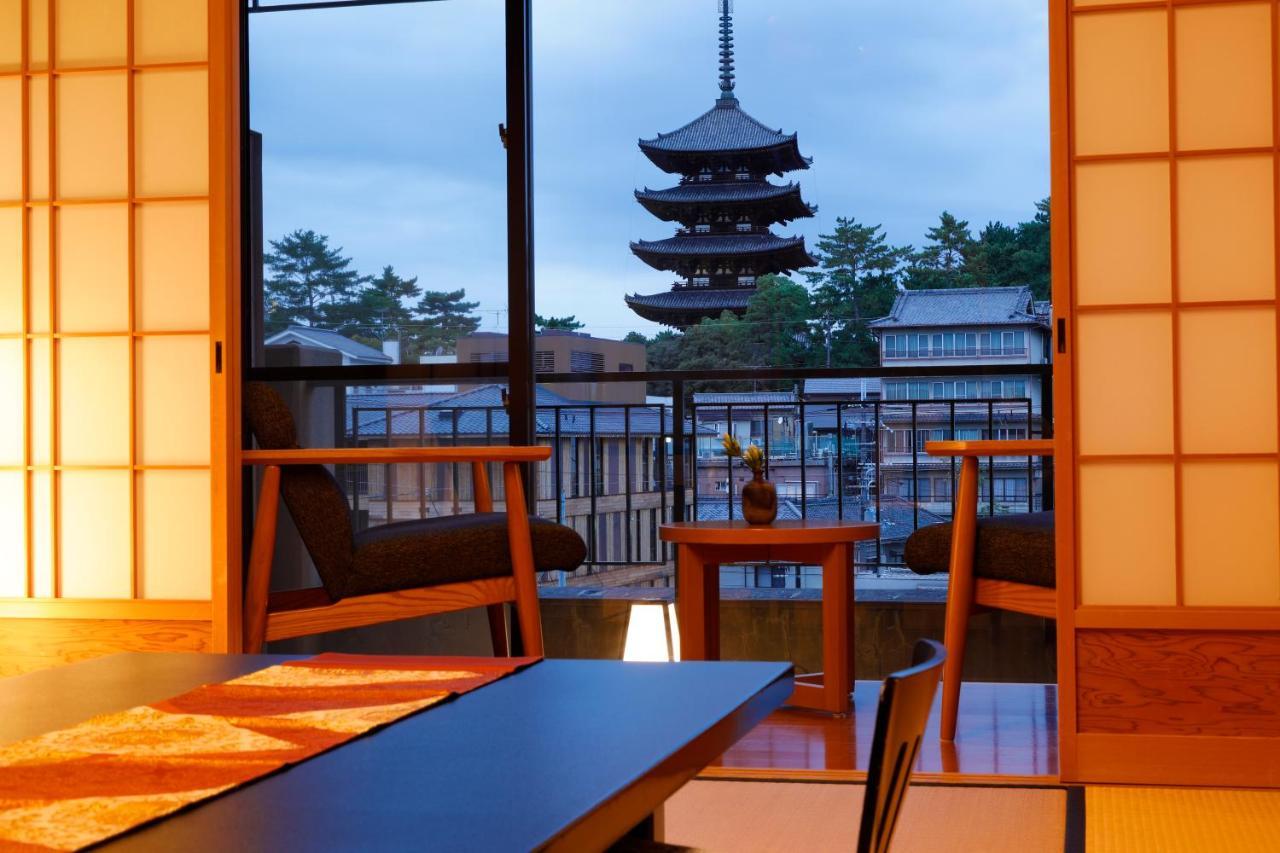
{"left": 0, "top": 653, "right": 536, "bottom": 852}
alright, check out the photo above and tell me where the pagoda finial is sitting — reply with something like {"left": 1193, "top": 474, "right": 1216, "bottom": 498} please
{"left": 717, "top": 0, "right": 736, "bottom": 102}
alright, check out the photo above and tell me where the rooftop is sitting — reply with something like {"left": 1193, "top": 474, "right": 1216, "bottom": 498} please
{"left": 624, "top": 288, "right": 756, "bottom": 327}
{"left": 692, "top": 391, "right": 797, "bottom": 406}
{"left": 639, "top": 99, "right": 808, "bottom": 163}
{"left": 868, "top": 286, "right": 1046, "bottom": 330}
{"left": 347, "top": 384, "right": 711, "bottom": 440}
{"left": 265, "top": 326, "right": 394, "bottom": 365}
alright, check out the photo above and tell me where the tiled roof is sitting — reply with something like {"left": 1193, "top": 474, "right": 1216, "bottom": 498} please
{"left": 692, "top": 392, "right": 797, "bottom": 405}
{"left": 635, "top": 181, "right": 804, "bottom": 205}
{"left": 266, "top": 326, "right": 394, "bottom": 364}
{"left": 799, "top": 498, "right": 947, "bottom": 542}
{"left": 631, "top": 233, "right": 807, "bottom": 257}
{"left": 695, "top": 499, "right": 803, "bottom": 522}
{"left": 868, "top": 287, "right": 1045, "bottom": 329}
{"left": 640, "top": 100, "right": 803, "bottom": 155}
{"left": 625, "top": 289, "right": 755, "bottom": 312}
{"left": 346, "top": 384, "right": 708, "bottom": 440}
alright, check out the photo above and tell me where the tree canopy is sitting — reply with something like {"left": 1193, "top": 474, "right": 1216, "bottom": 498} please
{"left": 621, "top": 197, "right": 1052, "bottom": 384}
{"left": 804, "top": 217, "right": 905, "bottom": 367}
{"left": 535, "top": 314, "right": 586, "bottom": 331}
{"left": 263, "top": 228, "right": 483, "bottom": 361}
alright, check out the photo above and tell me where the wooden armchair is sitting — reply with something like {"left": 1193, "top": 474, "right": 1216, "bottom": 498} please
{"left": 242, "top": 382, "right": 587, "bottom": 655}
{"left": 906, "top": 440, "right": 1055, "bottom": 742}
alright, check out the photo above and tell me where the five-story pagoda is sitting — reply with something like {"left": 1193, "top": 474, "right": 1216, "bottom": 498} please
{"left": 626, "top": 0, "right": 817, "bottom": 329}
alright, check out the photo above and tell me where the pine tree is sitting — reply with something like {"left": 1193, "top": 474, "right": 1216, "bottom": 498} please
{"left": 904, "top": 212, "right": 976, "bottom": 290}
{"left": 967, "top": 221, "right": 1020, "bottom": 288}
{"left": 413, "top": 289, "right": 482, "bottom": 356}
{"left": 345, "top": 265, "right": 422, "bottom": 350}
{"left": 961, "top": 199, "right": 1051, "bottom": 298}
{"left": 535, "top": 314, "right": 586, "bottom": 331}
{"left": 1013, "top": 198, "right": 1051, "bottom": 300}
{"left": 263, "top": 229, "right": 365, "bottom": 332}
{"left": 741, "top": 275, "right": 813, "bottom": 368}
{"left": 803, "top": 217, "right": 905, "bottom": 367}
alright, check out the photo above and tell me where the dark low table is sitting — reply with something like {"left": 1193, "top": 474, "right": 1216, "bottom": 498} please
{"left": 0, "top": 653, "right": 793, "bottom": 851}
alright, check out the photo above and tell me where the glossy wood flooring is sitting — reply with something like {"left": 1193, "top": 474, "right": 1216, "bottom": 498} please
{"left": 709, "top": 681, "right": 1058, "bottom": 780}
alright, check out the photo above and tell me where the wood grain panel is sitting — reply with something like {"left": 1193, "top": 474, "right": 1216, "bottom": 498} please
{"left": 0, "top": 617, "right": 210, "bottom": 677}
{"left": 1077, "top": 629, "right": 1280, "bottom": 736}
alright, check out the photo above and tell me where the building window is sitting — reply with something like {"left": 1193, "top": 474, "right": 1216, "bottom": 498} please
{"left": 618, "top": 363, "right": 634, "bottom": 372}
{"left": 735, "top": 222, "right": 753, "bottom": 232}
{"left": 570, "top": 350, "right": 605, "bottom": 373}
{"left": 694, "top": 223, "right": 711, "bottom": 233}
{"left": 534, "top": 351, "right": 555, "bottom": 373}
{"left": 692, "top": 276, "right": 711, "bottom": 286}
{"left": 737, "top": 275, "right": 755, "bottom": 287}
{"left": 469, "top": 351, "right": 502, "bottom": 363}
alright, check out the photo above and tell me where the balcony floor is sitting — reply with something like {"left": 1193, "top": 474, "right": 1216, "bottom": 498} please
{"left": 708, "top": 680, "right": 1058, "bottom": 781}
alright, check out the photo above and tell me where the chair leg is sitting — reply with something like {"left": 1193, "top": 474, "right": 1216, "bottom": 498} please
{"left": 244, "top": 465, "right": 282, "bottom": 654}
{"left": 941, "top": 456, "right": 978, "bottom": 742}
{"left": 503, "top": 462, "right": 545, "bottom": 658}
{"left": 487, "top": 603, "right": 510, "bottom": 657}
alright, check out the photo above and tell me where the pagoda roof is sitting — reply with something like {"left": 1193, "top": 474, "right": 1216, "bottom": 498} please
{"left": 639, "top": 99, "right": 811, "bottom": 174}
{"left": 635, "top": 181, "right": 815, "bottom": 226}
{"left": 630, "top": 233, "right": 816, "bottom": 272}
{"left": 625, "top": 288, "right": 755, "bottom": 328}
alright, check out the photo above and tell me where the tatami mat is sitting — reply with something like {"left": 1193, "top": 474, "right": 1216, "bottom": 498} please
{"left": 662, "top": 779, "right": 1068, "bottom": 853}
{"left": 1086, "top": 786, "right": 1280, "bottom": 853}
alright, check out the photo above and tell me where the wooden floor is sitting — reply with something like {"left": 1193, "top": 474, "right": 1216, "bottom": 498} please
{"left": 709, "top": 680, "right": 1058, "bottom": 780}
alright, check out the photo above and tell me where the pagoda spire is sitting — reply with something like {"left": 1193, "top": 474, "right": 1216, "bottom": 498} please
{"left": 717, "top": 0, "right": 736, "bottom": 102}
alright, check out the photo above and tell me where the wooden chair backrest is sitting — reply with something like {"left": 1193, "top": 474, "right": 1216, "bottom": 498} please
{"left": 857, "top": 639, "right": 946, "bottom": 853}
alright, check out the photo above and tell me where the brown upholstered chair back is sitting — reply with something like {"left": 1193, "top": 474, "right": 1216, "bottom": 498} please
{"left": 244, "top": 382, "right": 355, "bottom": 597}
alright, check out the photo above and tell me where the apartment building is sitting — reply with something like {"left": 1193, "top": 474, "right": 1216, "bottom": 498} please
{"left": 869, "top": 286, "right": 1051, "bottom": 512}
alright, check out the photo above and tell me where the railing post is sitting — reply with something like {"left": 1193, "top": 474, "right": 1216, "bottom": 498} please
{"left": 672, "top": 380, "right": 686, "bottom": 523}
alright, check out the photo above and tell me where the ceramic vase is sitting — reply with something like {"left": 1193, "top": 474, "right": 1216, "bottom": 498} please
{"left": 741, "top": 470, "right": 778, "bottom": 525}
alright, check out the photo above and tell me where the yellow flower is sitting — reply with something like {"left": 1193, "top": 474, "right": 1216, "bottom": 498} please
{"left": 742, "top": 443, "right": 765, "bottom": 473}
{"left": 721, "top": 432, "right": 742, "bottom": 458}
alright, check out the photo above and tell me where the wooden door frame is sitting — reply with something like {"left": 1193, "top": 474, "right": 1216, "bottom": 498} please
{"left": 211, "top": 0, "right": 243, "bottom": 652}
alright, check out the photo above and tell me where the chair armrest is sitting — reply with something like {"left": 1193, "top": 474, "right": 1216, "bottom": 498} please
{"left": 923, "top": 439, "right": 1053, "bottom": 458}
{"left": 241, "top": 446, "right": 552, "bottom": 466}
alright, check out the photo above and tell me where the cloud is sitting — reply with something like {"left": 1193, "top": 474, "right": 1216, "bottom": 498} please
{"left": 250, "top": 0, "right": 1049, "bottom": 339}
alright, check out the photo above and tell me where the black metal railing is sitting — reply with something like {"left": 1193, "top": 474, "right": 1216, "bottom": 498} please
{"left": 332, "top": 363, "right": 1052, "bottom": 588}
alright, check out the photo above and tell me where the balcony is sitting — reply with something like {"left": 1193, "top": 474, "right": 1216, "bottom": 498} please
{"left": 332, "top": 363, "right": 1051, "bottom": 599}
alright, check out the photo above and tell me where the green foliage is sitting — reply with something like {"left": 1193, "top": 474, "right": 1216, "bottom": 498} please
{"left": 620, "top": 198, "right": 1051, "bottom": 379}
{"left": 413, "top": 288, "right": 482, "bottom": 358}
{"left": 345, "top": 265, "right": 421, "bottom": 349}
{"left": 905, "top": 200, "right": 1051, "bottom": 299}
{"left": 740, "top": 274, "right": 813, "bottom": 368}
{"left": 535, "top": 314, "right": 585, "bottom": 331}
{"left": 263, "top": 229, "right": 482, "bottom": 360}
{"left": 803, "top": 217, "right": 906, "bottom": 367}
{"left": 903, "top": 211, "right": 977, "bottom": 290}
{"left": 264, "top": 229, "right": 367, "bottom": 332}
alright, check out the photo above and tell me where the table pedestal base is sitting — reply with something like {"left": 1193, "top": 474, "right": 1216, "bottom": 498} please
{"left": 675, "top": 540, "right": 857, "bottom": 715}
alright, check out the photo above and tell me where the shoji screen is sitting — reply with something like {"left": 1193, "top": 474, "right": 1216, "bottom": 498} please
{"left": 1056, "top": 0, "right": 1280, "bottom": 786}
{"left": 0, "top": 0, "right": 235, "bottom": 674}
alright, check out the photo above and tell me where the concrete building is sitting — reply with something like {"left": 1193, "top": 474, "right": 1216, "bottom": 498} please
{"left": 457, "top": 330, "right": 647, "bottom": 404}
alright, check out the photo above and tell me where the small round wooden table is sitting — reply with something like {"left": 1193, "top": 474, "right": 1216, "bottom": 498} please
{"left": 660, "top": 519, "right": 880, "bottom": 714}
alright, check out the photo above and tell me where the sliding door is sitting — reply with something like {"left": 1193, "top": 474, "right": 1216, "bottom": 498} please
{"left": 1054, "top": 0, "right": 1280, "bottom": 786}
{"left": 0, "top": 0, "right": 238, "bottom": 671}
